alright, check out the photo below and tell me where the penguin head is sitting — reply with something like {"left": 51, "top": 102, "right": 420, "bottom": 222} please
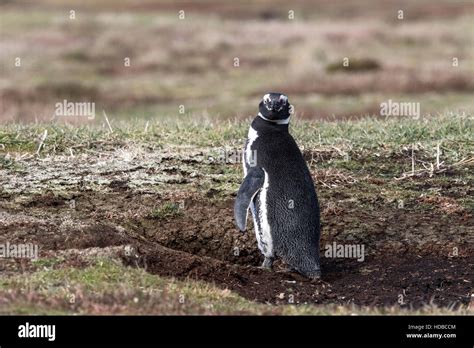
{"left": 258, "top": 92, "right": 291, "bottom": 122}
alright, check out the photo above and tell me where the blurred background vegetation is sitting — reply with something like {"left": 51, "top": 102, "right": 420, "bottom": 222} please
{"left": 0, "top": 0, "right": 473, "bottom": 123}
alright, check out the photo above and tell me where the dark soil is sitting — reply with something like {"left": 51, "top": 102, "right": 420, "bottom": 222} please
{"left": 121, "top": 243, "right": 472, "bottom": 308}
{"left": 1, "top": 189, "right": 472, "bottom": 309}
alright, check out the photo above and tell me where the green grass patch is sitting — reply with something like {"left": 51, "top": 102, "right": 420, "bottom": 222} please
{"left": 148, "top": 202, "right": 183, "bottom": 219}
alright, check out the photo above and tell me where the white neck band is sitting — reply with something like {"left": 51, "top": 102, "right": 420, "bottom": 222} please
{"left": 258, "top": 112, "right": 291, "bottom": 125}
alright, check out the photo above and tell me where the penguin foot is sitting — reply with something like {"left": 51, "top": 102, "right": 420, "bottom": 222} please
{"left": 306, "top": 270, "right": 322, "bottom": 281}
{"left": 276, "top": 266, "right": 297, "bottom": 273}
{"left": 259, "top": 257, "right": 274, "bottom": 270}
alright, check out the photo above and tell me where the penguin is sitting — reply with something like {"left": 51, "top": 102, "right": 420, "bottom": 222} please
{"left": 234, "top": 92, "right": 321, "bottom": 279}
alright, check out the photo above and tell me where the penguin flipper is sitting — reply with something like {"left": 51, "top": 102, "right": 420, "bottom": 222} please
{"left": 234, "top": 167, "right": 265, "bottom": 232}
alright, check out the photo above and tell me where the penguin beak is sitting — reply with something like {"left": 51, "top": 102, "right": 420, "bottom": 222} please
{"left": 270, "top": 101, "right": 283, "bottom": 112}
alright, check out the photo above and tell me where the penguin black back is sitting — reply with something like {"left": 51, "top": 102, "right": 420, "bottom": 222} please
{"left": 234, "top": 93, "right": 321, "bottom": 279}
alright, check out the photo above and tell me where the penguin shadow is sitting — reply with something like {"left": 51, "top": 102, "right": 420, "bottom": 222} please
{"left": 319, "top": 257, "right": 367, "bottom": 282}
{"left": 248, "top": 257, "right": 368, "bottom": 283}
{"left": 242, "top": 255, "right": 366, "bottom": 284}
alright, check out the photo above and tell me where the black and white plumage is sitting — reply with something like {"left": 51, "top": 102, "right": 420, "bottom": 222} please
{"left": 234, "top": 92, "right": 321, "bottom": 279}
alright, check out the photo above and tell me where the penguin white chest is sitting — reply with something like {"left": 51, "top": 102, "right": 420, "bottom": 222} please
{"left": 255, "top": 169, "right": 273, "bottom": 258}
{"left": 243, "top": 127, "right": 274, "bottom": 258}
{"left": 243, "top": 126, "right": 258, "bottom": 176}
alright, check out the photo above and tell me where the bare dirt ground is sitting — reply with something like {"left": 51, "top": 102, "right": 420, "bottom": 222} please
{"left": 1, "top": 143, "right": 472, "bottom": 310}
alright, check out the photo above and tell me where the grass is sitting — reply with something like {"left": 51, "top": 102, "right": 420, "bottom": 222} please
{"left": 2, "top": 2, "right": 473, "bottom": 122}
{"left": 1, "top": 112, "right": 472, "bottom": 150}
{"left": 148, "top": 202, "right": 182, "bottom": 219}
{"left": 1, "top": 113, "right": 472, "bottom": 207}
{"left": 326, "top": 58, "right": 381, "bottom": 73}
{"left": 1, "top": 112, "right": 472, "bottom": 176}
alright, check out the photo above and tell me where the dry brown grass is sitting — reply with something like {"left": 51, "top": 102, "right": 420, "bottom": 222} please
{"left": 1, "top": 1, "right": 473, "bottom": 122}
